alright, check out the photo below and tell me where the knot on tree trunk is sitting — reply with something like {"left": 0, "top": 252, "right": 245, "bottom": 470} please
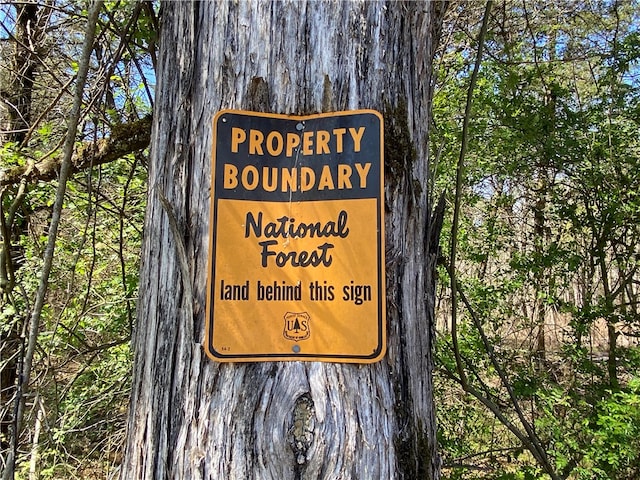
{"left": 287, "top": 393, "right": 315, "bottom": 468}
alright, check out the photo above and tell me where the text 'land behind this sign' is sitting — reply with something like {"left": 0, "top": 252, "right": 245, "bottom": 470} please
{"left": 205, "top": 109, "right": 385, "bottom": 363}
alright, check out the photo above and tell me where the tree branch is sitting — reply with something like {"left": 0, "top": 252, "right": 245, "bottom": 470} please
{"left": 0, "top": 115, "right": 151, "bottom": 187}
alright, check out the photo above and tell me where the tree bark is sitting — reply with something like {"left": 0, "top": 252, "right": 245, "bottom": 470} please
{"left": 1, "top": 2, "right": 38, "bottom": 145}
{"left": 121, "top": 2, "right": 445, "bottom": 479}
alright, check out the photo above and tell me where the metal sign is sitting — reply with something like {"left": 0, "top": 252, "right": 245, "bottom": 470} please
{"left": 205, "top": 110, "right": 385, "bottom": 362}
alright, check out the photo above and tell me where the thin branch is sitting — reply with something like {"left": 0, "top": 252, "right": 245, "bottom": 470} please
{"left": 448, "top": 446, "right": 521, "bottom": 465}
{"left": 20, "top": 75, "right": 75, "bottom": 146}
{"left": 118, "top": 156, "right": 140, "bottom": 333}
{"left": 439, "top": 362, "right": 536, "bottom": 452}
{"left": 449, "top": 0, "right": 492, "bottom": 391}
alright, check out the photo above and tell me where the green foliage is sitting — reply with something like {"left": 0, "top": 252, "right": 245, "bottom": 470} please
{"left": 434, "top": 1, "right": 640, "bottom": 479}
{"left": 583, "top": 378, "right": 640, "bottom": 478}
{"left": 0, "top": 142, "right": 27, "bottom": 168}
{"left": 0, "top": 1, "right": 156, "bottom": 477}
{"left": 9, "top": 155, "right": 146, "bottom": 480}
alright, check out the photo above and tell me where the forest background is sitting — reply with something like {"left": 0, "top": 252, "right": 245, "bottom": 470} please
{"left": 0, "top": 1, "right": 638, "bottom": 479}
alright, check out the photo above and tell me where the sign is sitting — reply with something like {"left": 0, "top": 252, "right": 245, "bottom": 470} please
{"left": 205, "top": 110, "right": 385, "bottom": 363}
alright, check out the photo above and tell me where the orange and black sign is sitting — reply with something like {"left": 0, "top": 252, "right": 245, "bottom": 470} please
{"left": 205, "top": 110, "right": 385, "bottom": 362}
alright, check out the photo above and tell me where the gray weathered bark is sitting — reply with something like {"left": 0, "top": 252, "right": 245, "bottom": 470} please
{"left": 121, "top": 1, "right": 445, "bottom": 479}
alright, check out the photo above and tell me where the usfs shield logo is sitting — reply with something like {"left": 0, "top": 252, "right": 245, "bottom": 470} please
{"left": 283, "top": 312, "right": 311, "bottom": 342}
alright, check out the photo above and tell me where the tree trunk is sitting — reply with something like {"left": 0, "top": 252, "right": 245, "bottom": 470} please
{"left": 120, "top": 1, "right": 445, "bottom": 479}
{"left": 1, "top": 2, "right": 41, "bottom": 145}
